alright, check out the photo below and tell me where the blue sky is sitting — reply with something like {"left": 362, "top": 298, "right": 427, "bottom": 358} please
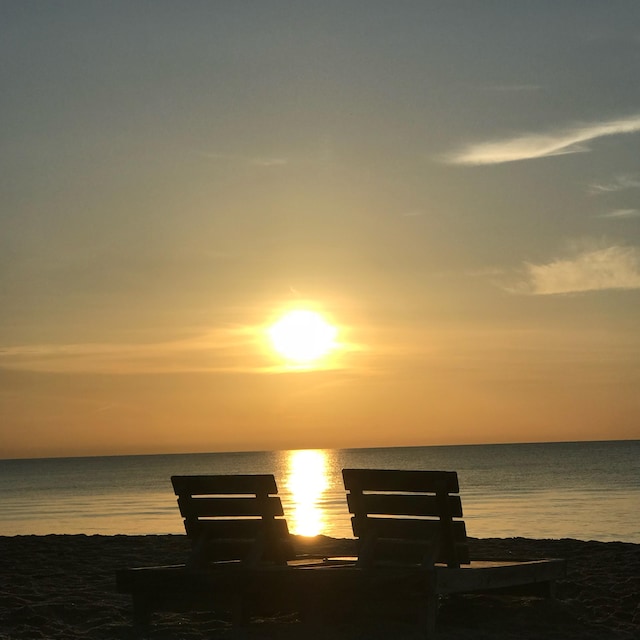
{"left": 1, "top": 2, "right": 639, "bottom": 457}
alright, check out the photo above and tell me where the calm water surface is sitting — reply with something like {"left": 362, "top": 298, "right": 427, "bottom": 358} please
{"left": 1, "top": 441, "right": 638, "bottom": 543}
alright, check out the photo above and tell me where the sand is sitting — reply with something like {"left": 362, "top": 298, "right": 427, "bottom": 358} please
{"left": 1, "top": 534, "right": 638, "bottom": 639}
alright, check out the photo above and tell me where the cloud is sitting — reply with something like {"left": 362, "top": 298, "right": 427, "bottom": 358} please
{"left": 445, "top": 114, "right": 640, "bottom": 165}
{"left": 0, "top": 329, "right": 267, "bottom": 375}
{"left": 597, "top": 209, "right": 640, "bottom": 219}
{"left": 249, "top": 157, "right": 288, "bottom": 167}
{"left": 588, "top": 174, "right": 640, "bottom": 195}
{"left": 488, "top": 84, "right": 542, "bottom": 92}
{"left": 199, "top": 151, "right": 289, "bottom": 167}
{"left": 0, "top": 326, "right": 354, "bottom": 376}
{"left": 514, "top": 245, "right": 640, "bottom": 295}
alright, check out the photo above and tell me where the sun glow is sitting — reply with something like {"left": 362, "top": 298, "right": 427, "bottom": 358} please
{"left": 267, "top": 309, "right": 338, "bottom": 364}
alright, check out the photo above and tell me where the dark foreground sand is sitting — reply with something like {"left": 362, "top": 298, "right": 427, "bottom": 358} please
{"left": 1, "top": 535, "right": 638, "bottom": 639}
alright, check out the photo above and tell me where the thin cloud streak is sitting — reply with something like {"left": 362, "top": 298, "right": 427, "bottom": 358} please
{"left": 198, "top": 151, "right": 289, "bottom": 167}
{"left": 0, "top": 329, "right": 265, "bottom": 375}
{"left": 513, "top": 245, "right": 640, "bottom": 295}
{"left": 588, "top": 175, "right": 640, "bottom": 195}
{"left": 488, "top": 84, "right": 542, "bottom": 92}
{"left": 0, "top": 329, "right": 356, "bottom": 375}
{"left": 597, "top": 209, "right": 640, "bottom": 219}
{"left": 249, "top": 157, "right": 288, "bottom": 167}
{"left": 445, "top": 114, "right": 640, "bottom": 165}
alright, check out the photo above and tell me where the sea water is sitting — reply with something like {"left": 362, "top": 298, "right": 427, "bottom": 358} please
{"left": 1, "top": 440, "right": 638, "bottom": 542}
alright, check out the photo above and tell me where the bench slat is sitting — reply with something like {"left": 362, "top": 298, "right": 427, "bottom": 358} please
{"left": 178, "top": 496, "right": 285, "bottom": 518}
{"left": 343, "top": 468, "right": 459, "bottom": 493}
{"left": 351, "top": 516, "right": 467, "bottom": 542}
{"left": 184, "top": 516, "right": 290, "bottom": 539}
{"left": 172, "top": 474, "right": 278, "bottom": 496}
{"left": 347, "top": 493, "right": 463, "bottom": 518}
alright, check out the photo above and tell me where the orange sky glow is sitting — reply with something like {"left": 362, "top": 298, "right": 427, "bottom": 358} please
{"left": 1, "top": 3, "right": 639, "bottom": 458}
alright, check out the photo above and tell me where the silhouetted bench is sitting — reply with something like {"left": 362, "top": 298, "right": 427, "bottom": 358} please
{"left": 117, "top": 470, "right": 565, "bottom": 636}
{"left": 290, "top": 468, "right": 565, "bottom": 636}
{"left": 116, "top": 474, "right": 304, "bottom": 623}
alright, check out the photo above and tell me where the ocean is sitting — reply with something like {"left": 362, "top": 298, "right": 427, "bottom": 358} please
{"left": 1, "top": 440, "right": 638, "bottom": 543}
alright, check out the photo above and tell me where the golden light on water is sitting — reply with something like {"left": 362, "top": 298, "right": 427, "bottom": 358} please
{"left": 267, "top": 309, "right": 338, "bottom": 366}
{"left": 286, "top": 449, "right": 329, "bottom": 536}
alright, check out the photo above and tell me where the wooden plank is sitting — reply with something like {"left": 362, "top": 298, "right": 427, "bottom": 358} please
{"left": 347, "top": 493, "right": 463, "bottom": 518}
{"left": 351, "top": 516, "right": 467, "bottom": 543}
{"left": 434, "top": 558, "right": 566, "bottom": 593}
{"left": 177, "top": 496, "right": 284, "bottom": 518}
{"left": 184, "top": 517, "right": 290, "bottom": 540}
{"left": 171, "top": 474, "right": 278, "bottom": 496}
{"left": 343, "top": 469, "right": 459, "bottom": 494}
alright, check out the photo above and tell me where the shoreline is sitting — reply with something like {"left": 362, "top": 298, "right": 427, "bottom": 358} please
{"left": 1, "top": 534, "right": 638, "bottom": 638}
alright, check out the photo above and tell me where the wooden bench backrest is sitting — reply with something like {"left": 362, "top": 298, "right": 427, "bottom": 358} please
{"left": 343, "top": 469, "right": 469, "bottom": 568}
{"left": 171, "top": 474, "right": 294, "bottom": 567}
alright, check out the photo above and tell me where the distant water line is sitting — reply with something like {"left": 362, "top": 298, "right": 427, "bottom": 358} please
{"left": 0, "top": 440, "right": 638, "bottom": 543}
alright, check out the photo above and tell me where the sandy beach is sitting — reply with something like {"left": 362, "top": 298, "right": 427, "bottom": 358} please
{"left": 1, "top": 534, "right": 638, "bottom": 639}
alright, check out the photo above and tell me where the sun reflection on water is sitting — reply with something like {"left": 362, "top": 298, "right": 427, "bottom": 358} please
{"left": 285, "top": 450, "right": 329, "bottom": 536}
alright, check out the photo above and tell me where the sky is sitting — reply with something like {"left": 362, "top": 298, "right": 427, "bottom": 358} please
{"left": 1, "top": 1, "right": 640, "bottom": 459}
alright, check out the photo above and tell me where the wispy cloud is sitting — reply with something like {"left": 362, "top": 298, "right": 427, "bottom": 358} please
{"left": 445, "top": 114, "right": 640, "bottom": 165}
{"left": 588, "top": 174, "right": 640, "bottom": 195}
{"left": 198, "top": 151, "right": 289, "bottom": 167}
{"left": 488, "top": 84, "right": 542, "bottom": 93}
{"left": 512, "top": 244, "right": 640, "bottom": 295}
{"left": 0, "top": 326, "right": 354, "bottom": 375}
{"left": 249, "top": 157, "right": 288, "bottom": 167}
{"left": 0, "top": 329, "right": 266, "bottom": 375}
{"left": 597, "top": 209, "right": 640, "bottom": 219}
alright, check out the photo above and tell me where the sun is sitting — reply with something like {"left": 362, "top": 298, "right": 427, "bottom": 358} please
{"left": 268, "top": 309, "right": 338, "bottom": 364}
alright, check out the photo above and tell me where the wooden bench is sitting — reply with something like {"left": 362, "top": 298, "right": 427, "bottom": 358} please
{"left": 173, "top": 474, "right": 294, "bottom": 568}
{"left": 117, "top": 470, "right": 565, "bottom": 635}
{"left": 335, "top": 468, "right": 566, "bottom": 636}
{"left": 116, "top": 474, "right": 298, "bottom": 623}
